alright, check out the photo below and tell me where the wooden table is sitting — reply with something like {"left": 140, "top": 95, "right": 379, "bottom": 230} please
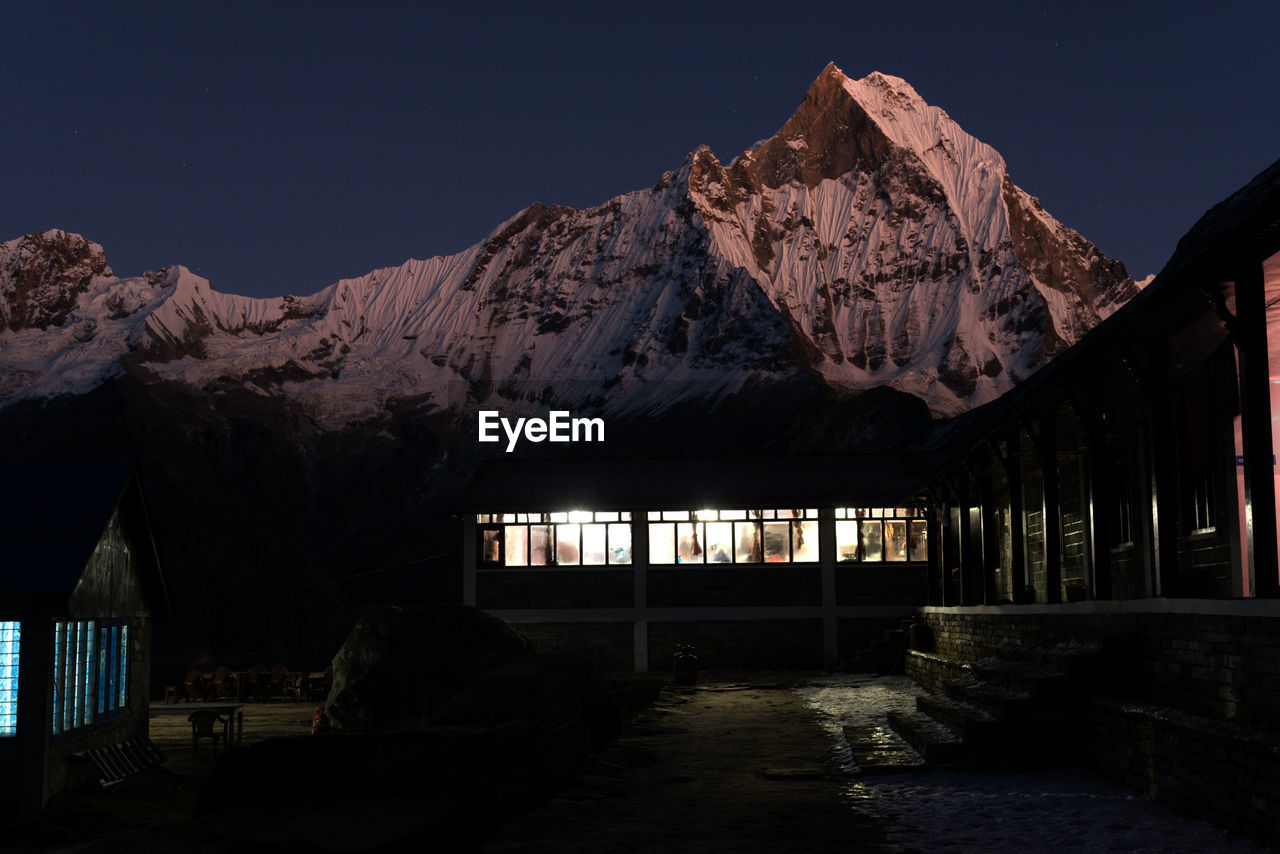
{"left": 150, "top": 701, "right": 245, "bottom": 747}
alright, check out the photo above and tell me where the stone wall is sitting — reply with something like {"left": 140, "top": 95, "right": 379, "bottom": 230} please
{"left": 918, "top": 605, "right": 1280, "bottom": 726}
{"left": 1088, "top": 697, "right": 1280, "bottom": 849}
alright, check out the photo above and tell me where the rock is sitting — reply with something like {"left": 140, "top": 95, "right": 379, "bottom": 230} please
{"left": 433, "top": 653, "right": 621, "bottom": 750}
{"left": 325, "top": 603, "right": 532, "bottom": 732}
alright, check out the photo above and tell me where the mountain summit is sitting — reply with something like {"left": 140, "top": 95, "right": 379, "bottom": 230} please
{"left": 1, "top": 65, "right": 1136, "bottom": 428}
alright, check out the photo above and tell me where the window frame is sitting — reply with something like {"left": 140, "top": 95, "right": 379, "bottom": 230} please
{"left": 52, "top": 618, "right": 130, "bottom": 736}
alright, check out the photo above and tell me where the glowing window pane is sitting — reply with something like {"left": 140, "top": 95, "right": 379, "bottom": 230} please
{"left": 909, "top": 520, "right": 929, "bottom": 561}
{"left": 836, "top": 520, "right": 860, "bottom": 562}
{"left": 792, "top": 521, "right": 819, "bottom": 562}
{"left": 481, "top": 529, "right": 501, "bottom": 564}
{"left": 118, "top": 624, "right": 128, "bottom": 709}
{"left": 734, "top": 521, "right": 762, "bottom": 563}
{"left": 550, "top": 512, "right": 568, "bottom": 524}
{"left": 0, "top": 621, "right": 19, "bottom": 737}
{"left": 762, "top": 523, "right": 789, "bottom": 562}
{"left": 568, "top": 510, "right": 593, "bottom": 524}
{"left": 607, "top": 523, "right": 632, "bottom": 564}
{"left": 649, "top": 522, "right": 675, "bottom": 564}
{"left": 677, "top": 522, "right": 705, "bottom": 563}
{"left": 860, "top": 521, "right": 884, "bottom": 561}
{"left": 595, "top": 512, "right": 619, "bottom": 523}
{"left": 504, "top": 526, "right": 528, "bottom": 566}
{"left": 885, "top": 521, "right": 908, "bottom": 562}
{"left": 648, "top": 511, "right": 662, "bottom": 521}
{"left": 530, "top": 526, "right": 551, "bottom": 565}
{"left": 555, "top": 524, "right": 580, "bottom": 565}
{"left": 719, "top": 510, "right": 747, "bottom": 521}
{"left": 663, "top": 511, "right": 689, "bottom": 521}
{"left": 705, "top": 522, "right": 733, "bottom": 562}
{"left": 582, "top": 524, "right": 607, "bottom": 565}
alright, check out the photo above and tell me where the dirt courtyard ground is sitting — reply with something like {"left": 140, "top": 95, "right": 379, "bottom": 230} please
{"left": 485, "top": 672, "right": 887, "bottom": 853}
{"left": 17, "top": 673, "right": 882, "bottom": 852}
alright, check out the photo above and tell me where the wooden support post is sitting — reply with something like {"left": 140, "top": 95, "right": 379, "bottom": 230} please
{"left": 1235, "top": 263, "right": 1280, "bottom": 597}
{"left": 1144, "top": 343, "right": 1181, "bottom": 597}
{"left": 992, "top": 435, "right": 1029, "bottom": 604}
{"left": 954, "top": 474, "right": 974, "bottom": 605}
{"left": 979, "top": 472, "right": 1000, "bottom": 604}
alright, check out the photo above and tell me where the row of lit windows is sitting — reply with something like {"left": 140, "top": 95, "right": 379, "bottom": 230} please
{"left": 478, "top": 508, "right": 928, "bottom": 566}
{"left": 52, "top": 620, "right": 129, "bottom": 736}
{"left": 477, "top": 511, "right": 632, "bottom": 524}
{"left": 483, "top": 522, "right": 633, "bottom": 566}
{"left": 0, "top": 622, "right": 18, "bottom": 737}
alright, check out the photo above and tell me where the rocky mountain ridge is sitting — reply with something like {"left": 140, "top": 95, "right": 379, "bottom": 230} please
{"left": 1, "top": 64, "right": 1137, "bottom": 433}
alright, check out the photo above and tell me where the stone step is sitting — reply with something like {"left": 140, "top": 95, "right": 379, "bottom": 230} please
{"left": 841, "top": 724, "right": 932, "bottom": 775}
{"left": 970, "top": 659, "right": 1074, "bottom": 701}
{"left": 915, "top": 693, "right": 999, "bottom": 743}
{"left": 941, "top": 677, "right": 1036, "bottom": 722}
{"left": 886, "top": 709, "right": 970, "bottom": 766}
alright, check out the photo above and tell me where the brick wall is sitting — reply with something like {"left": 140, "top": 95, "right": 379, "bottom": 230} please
{"left": 1061, "top": 458, "right": 1087, "bottom": 585}
{"left": 1174, "top": 534, "right": 1233, "bottom": 597}
{"left": 919, "top": 608, "right": 1280, "bottom": 726}
{"left": 1110, "top": 546, "right": 1146, "bottom": 600}
{"left": 1088, "top": 698, "right": 1280, "bottom": 849}
{"left": 1025, "top": 475, "right": 1046, "bottom": 601}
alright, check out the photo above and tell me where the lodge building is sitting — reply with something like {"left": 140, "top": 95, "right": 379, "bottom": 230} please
{"left": 460, "top": 455, "right": 942, "bottom": 672}
{"left": 0, "top": 464, "right": 167, "bottom": 816}
{"left": 459, "top": 158, "right": 1280, "bottom": 844}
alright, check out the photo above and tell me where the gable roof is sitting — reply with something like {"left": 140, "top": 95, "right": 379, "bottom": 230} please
{"left": 0, "top": 462, "right": 167, "bottom": 610}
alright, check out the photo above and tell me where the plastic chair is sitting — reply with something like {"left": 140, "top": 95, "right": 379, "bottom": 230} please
{"left": 188, "top": 709, "right": 227, "bottom": 755}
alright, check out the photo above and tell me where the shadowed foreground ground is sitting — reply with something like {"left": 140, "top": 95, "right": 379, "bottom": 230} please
{"left": 15, "top": 674, "right": 884, "bottom": 852}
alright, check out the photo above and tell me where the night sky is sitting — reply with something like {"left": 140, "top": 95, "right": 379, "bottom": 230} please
{"left": 4, "top": 1, "right": 1277, "bottom": 299}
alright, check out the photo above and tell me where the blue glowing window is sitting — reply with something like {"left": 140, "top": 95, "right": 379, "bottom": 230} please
{"left": 0, "top": 621, "right": 18, "bottom": 736}
{"left": 52, "top": 619, "right": 129, "bottom": 735}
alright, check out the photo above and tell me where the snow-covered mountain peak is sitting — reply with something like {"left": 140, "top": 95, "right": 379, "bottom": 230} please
{"left": 0, "top": 66, "right": 1139, "bottom": 428}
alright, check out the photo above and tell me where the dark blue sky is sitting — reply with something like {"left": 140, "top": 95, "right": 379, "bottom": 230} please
{"left": 4, "top": 2, "right": 1277, "bottom": 298}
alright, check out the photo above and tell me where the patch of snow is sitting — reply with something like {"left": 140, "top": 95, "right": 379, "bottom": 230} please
{"left": 795, "top": 675, "right": 1265, "bottom": 853}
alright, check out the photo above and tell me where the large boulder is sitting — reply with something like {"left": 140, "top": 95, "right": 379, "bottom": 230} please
{"left": 325, "top": 603, "right": 532, "bottom": 732}
{"left": 432, "top": 652, "right": 621, "bottom": 750}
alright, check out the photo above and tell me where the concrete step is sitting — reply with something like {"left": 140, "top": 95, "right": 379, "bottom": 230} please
{"left": 970, "top": 659, "right": 1074, "bottom": 701}
{"left": 915, "top": 693, "right": 1000, "bottom": 743}
{"left": 842, "top": 724, "right": 932, "bottom": 775}
{"left": 886, "top": 709, "right": 970, "bottom": 766}
{"left": 941, "top": 677, "right": 1036, "bottom": 722}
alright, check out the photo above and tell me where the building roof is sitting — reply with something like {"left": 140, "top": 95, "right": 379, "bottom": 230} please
{"left": 914, "top": 154, "right": 1280, "bottom": 465}
{"left": 0, "top": 462, "right": 167, "bottom": 609}
{"left": 457, "top": 452, "right": 946, "bottom": 513}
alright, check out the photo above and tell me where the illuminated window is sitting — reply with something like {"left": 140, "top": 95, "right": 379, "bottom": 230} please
{"left": 835, "top": 508, "right": 929, "bottom": 562}
{"left": 0, "top": 622, "right": 18, "bottom": 737}
{"left": 52, "top": 620, "right": 129, "bottom": 735}
{"left": 478, "top": 511, "right": 633, "bottom": 566}
{"left": 649, "top": 509, "right": 820, "bottom": 565}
